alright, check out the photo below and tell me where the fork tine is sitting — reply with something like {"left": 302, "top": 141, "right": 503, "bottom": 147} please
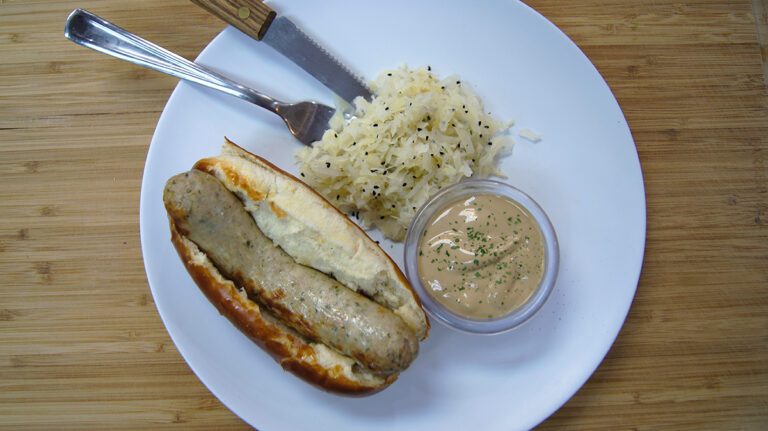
{"left": 277, "top": 102, "right": 336, "bottom": 145}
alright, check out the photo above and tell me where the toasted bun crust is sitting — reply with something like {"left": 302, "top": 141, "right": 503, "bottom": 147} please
{"left": 193, "top": 138, "right": 429, "bottom": 340}
{"left": 167, "top": 139, "right": 428, "bottom": 394}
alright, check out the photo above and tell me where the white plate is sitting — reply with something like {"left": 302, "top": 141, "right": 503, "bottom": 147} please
{"left": 139, "top": 1, "right": 646, "bottom": 430}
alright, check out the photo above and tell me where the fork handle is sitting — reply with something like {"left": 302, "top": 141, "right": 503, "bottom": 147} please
{"left": 190, "top": 0, "right": 276, "bottom": 41}
{"left": 64, "top": 9, "right": 279, "bottom": 113}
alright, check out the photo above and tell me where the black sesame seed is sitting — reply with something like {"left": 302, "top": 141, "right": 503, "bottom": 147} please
{"left": 325, "top": 162, "right": 331, "bottom": 168}
{"left": 373, "top": 123, "right": 378, "bottom": 127}
{"left": 300, "top": 172, "right": 305, "bottom": 177}
{"left": 402, "top": 182, "right": 407, "bottom": 187}
{"left": 427, "top": 65, "right": 432, "bottom": 71}
{"left": 373, "top": 185, "right": 379, "bottom": 189}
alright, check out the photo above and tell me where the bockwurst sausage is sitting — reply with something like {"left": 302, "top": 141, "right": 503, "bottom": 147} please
{"left": 163, "top": 169, "right": 418, "bottom": 374}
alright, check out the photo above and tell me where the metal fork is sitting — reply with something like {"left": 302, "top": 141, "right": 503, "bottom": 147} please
{"left": 64, "top": 9, "right": 335, "bottom": 145}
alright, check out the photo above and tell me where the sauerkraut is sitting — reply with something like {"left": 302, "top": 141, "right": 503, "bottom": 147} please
{"left": 295, "top": 65, "right": 513, "bottom": 241}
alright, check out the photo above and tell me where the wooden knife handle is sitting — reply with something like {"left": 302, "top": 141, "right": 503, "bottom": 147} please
{"left": 190, "top": 0, "right": 276, "bottom": 40}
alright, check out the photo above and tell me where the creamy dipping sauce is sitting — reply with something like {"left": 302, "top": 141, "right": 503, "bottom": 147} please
{"left": 416, "top": 193, "right": 544, "bottom": 319}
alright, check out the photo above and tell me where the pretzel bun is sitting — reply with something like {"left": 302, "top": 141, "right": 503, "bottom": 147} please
{"left": 164, "top": 139, "right": 429, "bottom": 394}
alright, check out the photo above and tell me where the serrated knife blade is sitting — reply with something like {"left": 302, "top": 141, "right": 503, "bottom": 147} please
{"left": 190, "top": 0, "right": 372, "bottom": 104}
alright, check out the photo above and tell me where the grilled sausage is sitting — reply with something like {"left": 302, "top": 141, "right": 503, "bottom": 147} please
{"left": 164, "top": 169, "right": 418, "bottom": 374}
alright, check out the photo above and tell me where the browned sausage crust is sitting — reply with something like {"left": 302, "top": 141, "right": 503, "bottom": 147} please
{"left": 164, "top": 170, "right": 418, "bottom": 375}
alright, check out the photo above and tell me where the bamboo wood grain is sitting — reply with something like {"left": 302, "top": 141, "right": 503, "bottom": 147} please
{"left": 0, "top": 0, "right": 766, "bottom": 430}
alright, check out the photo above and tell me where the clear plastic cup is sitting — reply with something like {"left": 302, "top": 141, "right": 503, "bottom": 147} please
{"left": 404, "top": 179, "right": 559, "bottom": 334}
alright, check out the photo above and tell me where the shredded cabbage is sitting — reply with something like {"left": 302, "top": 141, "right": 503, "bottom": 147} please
{"left": 295, "top": 65, "right": 513, "bottom": 241}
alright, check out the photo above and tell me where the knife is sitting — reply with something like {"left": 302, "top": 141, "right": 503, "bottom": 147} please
{"left": 190, "top": 0, "right": 373, "bottom": 104}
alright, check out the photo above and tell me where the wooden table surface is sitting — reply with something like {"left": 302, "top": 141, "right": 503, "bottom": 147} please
{"left": 2, "top": 1, "right": 767, "bottom": 429}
